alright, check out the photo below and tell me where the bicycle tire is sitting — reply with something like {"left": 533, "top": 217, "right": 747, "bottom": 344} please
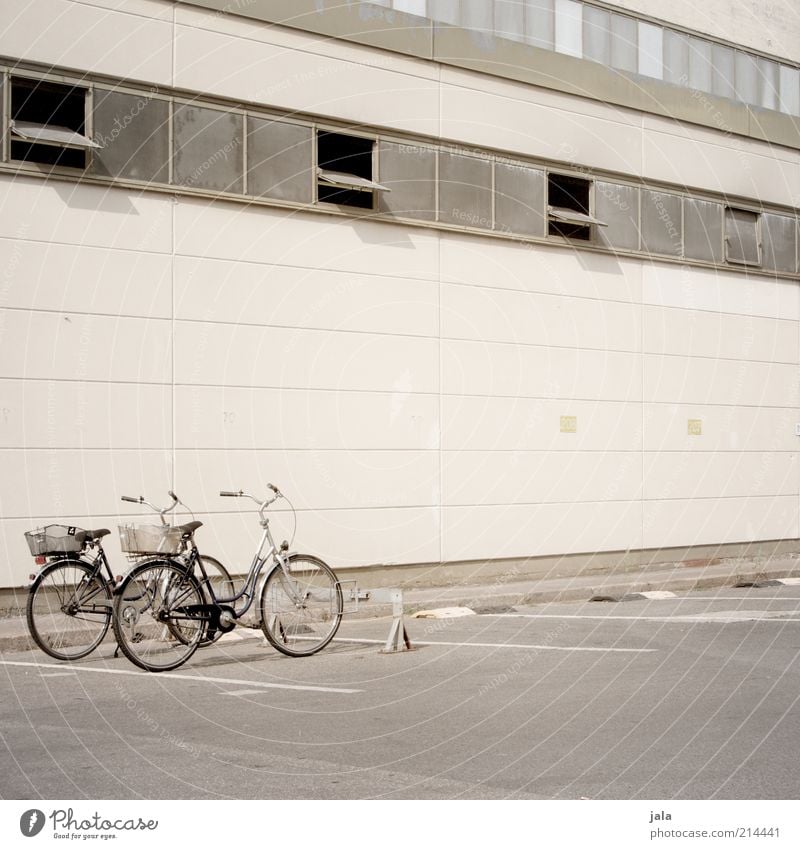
{"left": 112, "top": 559, "right": 205, "bottom": 672}
{"left": 260, "top": 554, "right": 343, "bottom": 657}
{"left": 26, "top": 559, "right": 112, "bottom": 661}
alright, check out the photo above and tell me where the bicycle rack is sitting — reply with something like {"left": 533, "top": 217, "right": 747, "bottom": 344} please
{"left": 341, "top": 583, "right": 412, "bottom": 653}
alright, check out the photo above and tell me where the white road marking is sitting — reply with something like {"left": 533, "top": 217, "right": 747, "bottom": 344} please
{"left": 38, "top": 672, "right": 77, "bottom": 678}
{"left": 223, "top": 689, "right": 275, "bottom": 697}
{"left": 489, "top": 612, "right": 800, "bottom": 623}
{"left": 332, "top": 637, "right": 654, "bottom": 653}
{"left": 674, "top": 596, "right": 800, "bottom": 602}
{"left": 0, "top": 660, "right": 362, "bottom": 694}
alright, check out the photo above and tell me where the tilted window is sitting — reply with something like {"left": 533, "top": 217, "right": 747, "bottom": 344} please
{"left": 10, "top": 77, "right": 100, "bottom": 169}
{"left": 316, "top": 131, "right": 388, "bottom": 210}
{"left": 547, "top": 172, "right": 607, "bottom": 241}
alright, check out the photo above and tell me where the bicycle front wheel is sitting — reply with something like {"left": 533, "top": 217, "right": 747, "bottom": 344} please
{"left": 113, "top": 560, "right": 205, "bottom": 672}
{"left": 27, "top": 559, "right": 112, "bottom": 660}
{"left": 260, "top": 555, "right": 343, "bottom": 657}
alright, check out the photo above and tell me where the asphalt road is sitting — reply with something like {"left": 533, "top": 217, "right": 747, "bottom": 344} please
{"left": 2, "top": 585, "right": 799, "bottom": 800}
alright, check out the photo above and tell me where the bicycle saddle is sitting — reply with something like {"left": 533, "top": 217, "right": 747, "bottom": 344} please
{"left": 85, "top": 528, "right": 111, "bottom": 539}
{"left": 177, "top": 521, "right": 203, "bottom": 535}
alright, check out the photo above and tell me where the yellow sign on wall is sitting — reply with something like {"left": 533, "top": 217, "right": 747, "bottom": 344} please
{"left": 560, "top": 416, "right": 577, "bottom": 433}
{"left": 688, "top": 419, "right": 702, "bottom": 436}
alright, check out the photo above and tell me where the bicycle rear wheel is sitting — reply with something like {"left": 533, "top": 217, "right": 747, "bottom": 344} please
{"left": 260, "top": 554, "right": 343, "bottom": 657}
{"left": 27, "top": 559, "right": 112, "bottom": 660}
{"left": 113, "top": 560, "right": 205, "bottom": 672}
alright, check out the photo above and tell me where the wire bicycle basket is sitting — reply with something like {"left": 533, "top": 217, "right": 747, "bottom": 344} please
{"left": 118, "top": 524, "right": 184, "bottom": 558}
{"left": 24, "top": 525, "right": 87, "bottom": 556}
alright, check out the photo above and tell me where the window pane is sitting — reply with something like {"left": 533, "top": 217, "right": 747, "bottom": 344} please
{"left": 641, "top": 190, "right": 682, "bottom": 257}
{"left": 583, "top": 7, "right": 610, "bottom": 66}
{"left": 173, "top": 104, "right": 243, "bottom": 193}
{"left": 525, "top": 0, "right": 554, "bottom": 50}
{"left": 725, "top": 208, "right": 760, "bottom": 265}
{"left": 761, "top": 213, "right": 797, "bottom": 273}
{"left": 688, "top": 37, "right": 712, "bottom": 92}
{"left": 683, "top": 198, "right": 723, "bottom": 263}
{"left": 494, "top": 162, "right": 546, "bottom": 238}
{"left": 392, "top": 0, "right": 427, "bottom": 15}
{"left": 377, "top": 141, "right": 437, "bottom": 220}
{"left": 663, "top": 30, "right": 689, "bottom": 86}
{"left": 611, "top": 14, "right": 637, "bottom": 74}
{"left": 247, "top": 118, "right": 313, "bottom": 204}
{"left": 495, "top": 0, "right": 525, "bottom": 41}
{"left": 91, "top": 90, "right": 170, "bottom": 184}
{"left": 638, "top": 22, "right": 663, "bottom": 79}
{"left": 429, "top": 0, "right": 458, "bottom": 24}
{"left": 554, "top": 0, "right": 582, "bottom": 58}
{"left": 462, "top": 0, "right": 492, "bottom": 31}
{"left": 779, "top": 65, "right": 800, "bottom": 116}
{"left": 595, "top": 182, "right": 640, "bottom": 251}
{"left": 759, "top": 57, "right": 779, "bottom": 110}
{"left": 438, "top": 151, "right": 493, "bottom": 228}
{"left": 711, "top": 44, "right": 735, "bottom": 100}
{"left": 735, "top": 51, "right": 759, "bottom": 104}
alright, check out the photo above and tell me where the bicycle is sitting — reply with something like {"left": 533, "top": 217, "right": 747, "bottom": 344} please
{"left": 118, "top": 491, "right": 234, "bottom": 648}
{"left": 25, "top": 524, "right": 115, "bottom": 660}
{"left": 112, "top": 484, "right": 343, "bottom": 672}
{"left": 23, "top": 493, "right": 233, "bottom": 661}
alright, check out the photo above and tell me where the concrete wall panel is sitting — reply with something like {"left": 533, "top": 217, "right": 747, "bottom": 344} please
{"left": 0, "top": 312, "right": 171, "bottom": 384}
{"left": 173, "top": 321, "right": 439, "bottom": 393}
{"left": 441, "top": 340, "right": 642, "bottom": 401}
{"left": 642, "top": 495, "right": 797, "bottom": 549}
{"left": 643, "top": 403, "right": 797, "bottom": 452}
{"left": 0, "top": 380, "right": 171, "bottom": 450}
{"left": 173, "top": 386, "right": 439, "bottom": 451}
{"left": 174, "top": 199, "right": 439, "bottom": 280}
{"left": 643, "top": 451, "right": 797, "bottom": 500}
{"left": 176, "top": 449, "right": 439, "bottom": 512}
{"left": 0, "top": 178, "right": 173, "bottom": 253}
{"left": 173, "top": 257, "right": 439, "bottom": 337}
{"left": 441, "top": 282, "right": 642, "bottom": 352}
{"left": 643, "top": 305, "right": 798, "bottom": 363}
{"left": 443, "top": 500, "right": 643, "bottom": 561}
{"left": 443, "top": 450, "right": 643, "bottom": 505}
{"left": 440, "top": 234, "right": 643, "bottom": 304}
{"left": 442, "top": 397, "right": 642, "bottom": 452}
{"left": 643, "top": 355, "right": 798, "bottom": 407}
{"left": 0, "top": 240, "right": 172, "bottom": 319}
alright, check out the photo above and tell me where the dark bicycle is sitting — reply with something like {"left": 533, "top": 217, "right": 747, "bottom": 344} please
{"left": 25, "top": 524, "right": 115, "bottom": 660}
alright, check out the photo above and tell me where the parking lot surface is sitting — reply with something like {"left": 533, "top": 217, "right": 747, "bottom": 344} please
{"left": 2, "top": 584, "right": 799, "bottom": 799}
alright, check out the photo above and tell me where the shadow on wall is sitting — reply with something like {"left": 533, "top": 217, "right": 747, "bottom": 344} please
{"left": 351, "top": 218, "right": 418, "bottom": 248}
{"left": 52, "top": 181, "right": 139, "bottom": 215}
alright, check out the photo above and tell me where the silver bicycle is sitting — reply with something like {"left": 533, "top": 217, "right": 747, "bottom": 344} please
{"left": 112, "top": 485, "right": 343, "bottom": 672}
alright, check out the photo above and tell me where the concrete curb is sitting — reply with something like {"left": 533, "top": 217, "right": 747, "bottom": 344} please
{"left": 1, "top": 564, "right": 797, "bottom": 655}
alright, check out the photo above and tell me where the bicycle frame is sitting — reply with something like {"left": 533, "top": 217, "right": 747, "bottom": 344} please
{"left": 190, "top": 512, "right": 286, "bottom": 620}
{"left": 31, "top": 545, "right": 115, "bottom": 608}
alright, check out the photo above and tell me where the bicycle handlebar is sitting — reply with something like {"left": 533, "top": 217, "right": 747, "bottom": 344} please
{"left": 120, "top": 491, "right": 180, "bottom": 524}
{"left": 220, "top": 486, "right": 282, "bottom": 521}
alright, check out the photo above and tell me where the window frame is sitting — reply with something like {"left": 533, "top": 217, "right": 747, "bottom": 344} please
{"left": 546, "top": 169, "right": 607, "bottom": 242}
{"left": 314, "top": 127, "right": 388, "bottom": 211}
{"left": 724, "top": 205, "right": 762, "bottom": 267}
{"left": 7, "top": 72, "right": 100, "bottom": 170}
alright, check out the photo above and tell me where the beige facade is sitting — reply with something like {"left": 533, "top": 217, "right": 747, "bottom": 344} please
{"left": 1, "top": 0, "right": 799, "bottom": 588}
